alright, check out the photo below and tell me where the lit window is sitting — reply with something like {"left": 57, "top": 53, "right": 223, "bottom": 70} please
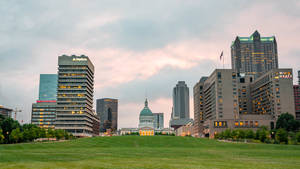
{"left": 235, "top": 122, "right": 238, "bottom": 126}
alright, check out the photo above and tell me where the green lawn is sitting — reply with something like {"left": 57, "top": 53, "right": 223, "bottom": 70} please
{"left": 0, "top": 136, "right": 300, "bottom": 169}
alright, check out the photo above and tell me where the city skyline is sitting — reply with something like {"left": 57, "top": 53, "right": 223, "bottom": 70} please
{"left": 1, "top": 1, "right": 300, "bottom": 128}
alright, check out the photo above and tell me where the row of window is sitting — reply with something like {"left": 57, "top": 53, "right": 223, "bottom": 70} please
{"left": 235, "top": 121, "right": 259, "bottom": 127}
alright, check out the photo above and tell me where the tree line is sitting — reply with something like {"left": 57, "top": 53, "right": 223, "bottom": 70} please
{"left": 215, "top": 113, "right": 300, "bottom": 144}
{"left": 0, "top": 114, "right": 73, "bottom": 144}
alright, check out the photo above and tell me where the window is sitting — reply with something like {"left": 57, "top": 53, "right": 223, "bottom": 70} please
{"left": 239, "top": 121, "right": 243, "bottom": 126}
{"left": 218, "top": 72, "right": 222, "bottom": 79}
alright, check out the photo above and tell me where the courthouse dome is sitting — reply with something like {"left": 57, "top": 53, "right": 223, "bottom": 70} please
{"left": 140, "top": 99, "right": 153, "bottom": 116}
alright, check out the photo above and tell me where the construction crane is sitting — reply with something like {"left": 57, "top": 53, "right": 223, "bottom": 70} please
{"left": 12, "top": 108, "right": 22, "bottom": 121}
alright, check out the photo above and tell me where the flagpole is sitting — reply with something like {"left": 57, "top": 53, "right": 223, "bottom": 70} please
{"left": 223, "top": 52, "right": 224, "bottom": 69}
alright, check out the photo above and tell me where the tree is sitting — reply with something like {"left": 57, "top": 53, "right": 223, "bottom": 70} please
{"left": 0, "top": 128, "right": 4, "bottom": 143}
{"left": 223, "top": 129, "right": 231, "bottom": 139}
{"left": 296, "top": 131, "right": 300, "bottom": 143}
{"left": 231, "top": 130, "right": 238, "bottom": 140}
{"left": 22, "top": 123, "right": 38, "bottom": 131}
{"left": 9, "top": 128, "right": 23, "bottom": 143}
{"left": 38, "top": 128, "right": 46, "bottom": 138}
{"left": 245, "top": 130, "right": 255, "bottom": 139}
{"left": 54, "top": 129, "right": 64, "bottom": 140}
{"left": 46, "top": 128, "right": 55, "bottom": 138}
{"left": 237, "top": 129, "right": 246, "bottom": 139}
{"left": 0, "top": 118, "right": 20, "bottom": 143}
{"left": 276, "top": 128, "right": 288, "bottom": 144}
{"left": 0, "top": 114, "right": 5, "bottom": 122}
{"left": 276, "top": 113, "right": 300, "bottom": 132}
{"left": 256, "top": 127, "right": 268, "bottom": 143}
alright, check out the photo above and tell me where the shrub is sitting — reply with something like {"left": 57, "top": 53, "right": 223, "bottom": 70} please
{"left": 296, "top": 132, "right": 300, "bottom": 143}
{"left": 289, "top": 132, "right": 297, "bottom": 145}
{"left": 0, "top": 128, "right": 4, "bottom": 143}
{"left": 245, "top": 130, "right": 255, "bottom": 139}
{"left": 237, "top": 129, "right": 246, "bottom": 139}
{"left": 223, "top": 129, "right": 231, "bottom": 139}
{"left": 9, "top": 128, "right": 23, "bottom": 143}
{"left": 276, "top": 128, "right": 288, "bottom": 144}
{"left": 256, "top": 127, "right": 268, "bottom": 143}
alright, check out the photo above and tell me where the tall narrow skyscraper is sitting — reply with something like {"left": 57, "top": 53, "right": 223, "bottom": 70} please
{"left": 172, "top": 81, "right": 190, "bottom": 119}
{"left": 31, "top": 74, "right": 57, "bottom": 128}
{"left": 55, "top": 55, "right": 99, "bottom": 137}
{"left": 153, "top": 113, "right": 164, "bottom": 129}
{"left": 231, "top": 31, "right": 278, "bottom": 78}
{"left": 38, "top": 74, "right": 58, "bottom": 101}
{"left": 96, "top": 98, "right": 118, "bottom": 132}
{"left": 169, "top": 81, "right": 192, "bottom": 129}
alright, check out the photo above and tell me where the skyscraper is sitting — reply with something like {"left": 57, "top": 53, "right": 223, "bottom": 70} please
{"left": 231, "top": 30, "right": 278, "bottom": 78}
{"left": 193, "top": 77, "right": 207, "bottom": 137}
{"left": 169, "top": 81, "right": 192, "bottom": 129}
{"left": 55, "top": 55, "right": 99, "bottom": 137}
{"left": 38, "top": 74, "right": 58, "bottom": 101}
{"left": 96, "top": 98, "right": 118, "bottom": 132}
{"left": 31, "top": 74, "right": 57, "bottom": 128}
{"left": 194, "top": 69, "right": 295, "bottom": 138}
{"left": 172, "top": 81, "right": 190, "bottom": 119}
{"left": 153, "top": 113, "right": 164, "bottom": 129}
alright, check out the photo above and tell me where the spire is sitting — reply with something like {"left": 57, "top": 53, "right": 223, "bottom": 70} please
{"left": 145, "top": 98, "right": 148, "bottom": 107}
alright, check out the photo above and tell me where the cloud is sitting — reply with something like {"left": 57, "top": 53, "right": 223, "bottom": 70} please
{"left": 0, "top": 0, "right": 300, "bottom": 128}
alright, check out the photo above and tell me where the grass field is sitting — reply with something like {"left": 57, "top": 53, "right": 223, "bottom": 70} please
{"left": 0, "top": 136, "right": 300, "bottom": 169}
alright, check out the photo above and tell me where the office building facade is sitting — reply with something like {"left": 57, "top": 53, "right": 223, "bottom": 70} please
{"left": 194, "top": 69, "right": 295, "bottom": 137}
{"left": 0, "top": 106, "right": 12, "bottom": 118}
{"left": 170, "top": 81, "right": 192, "bottom": 129}
{"left": 38, "top": 74, "right": 58, "bottom": 101}
{"left": 172, "top": 81, "right": 190, "bottom": 119}
{"left": 96, "top": 98, "right": 118, "bottom": 132}
{"left": 31, "top": 74, "right": 58, "bottom": 128}
{"left": 153, "top": 113, "right": 164, "bottom": 129}
{"left": 231, "top": 31, "right": 278, "bottom": 78}
{"left": 32, "top": 102, "right": 56, "bottom": 128}
{"left": 55, "top": 55, "right": 99, "bottom": 137}
{"left": 294, "top": 85, "right": 300, "bottom": 121}
{"left": 193, "top": 77, "right": 207, "bottom": 137}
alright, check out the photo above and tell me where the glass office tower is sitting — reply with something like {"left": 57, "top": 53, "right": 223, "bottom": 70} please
{"left": 31, "top": 74, "right": 57, "bottom": 128}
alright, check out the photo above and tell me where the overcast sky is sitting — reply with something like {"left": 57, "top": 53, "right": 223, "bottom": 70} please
{"left": 0, "top": 0, "right": 300, "bottom": 128}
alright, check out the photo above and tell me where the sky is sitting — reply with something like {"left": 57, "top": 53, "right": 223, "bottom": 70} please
{"left": 0, "top": 0, "right": 300, "bottom": 128}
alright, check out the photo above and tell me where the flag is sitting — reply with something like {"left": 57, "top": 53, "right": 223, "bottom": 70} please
{"left": 220, "top": 51, "right": 223, "bottom": 60}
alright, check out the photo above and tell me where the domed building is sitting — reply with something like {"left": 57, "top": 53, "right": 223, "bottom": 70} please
{"left": 120, "top": 98, "right": 174, "bottom": 136}
{"left": 138, "top": 99, "right": 155, "bottom": 129}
